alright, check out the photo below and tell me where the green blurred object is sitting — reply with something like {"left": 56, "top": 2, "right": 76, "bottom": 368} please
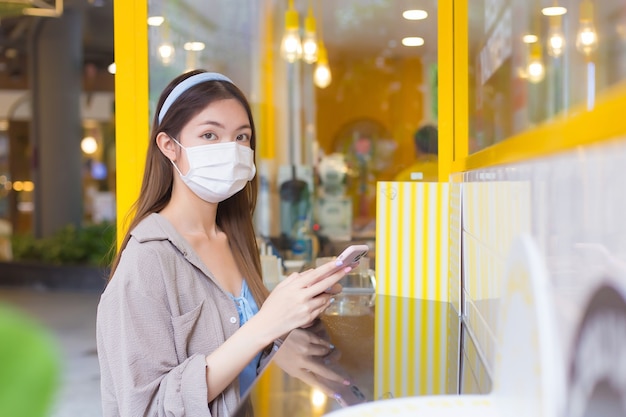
{"left": 0, "top": 304, "right": 60, "bottom": 417}
{"left": 11, "top": 221, "right": 116, "bottom": 267}
{"left": 0, "top": 3, "right": 28, "bottom": 18}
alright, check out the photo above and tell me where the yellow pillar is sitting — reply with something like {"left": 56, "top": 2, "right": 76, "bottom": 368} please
{"left": 113, "top": 0, "right": 149, "bottom": 246}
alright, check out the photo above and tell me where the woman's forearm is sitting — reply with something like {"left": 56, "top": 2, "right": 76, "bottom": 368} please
{"left": 204, "top": 314, "right": 273, "bottom": 402}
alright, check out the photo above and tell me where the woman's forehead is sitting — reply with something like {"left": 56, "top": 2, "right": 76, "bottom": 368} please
{"left": 187, "top": 98, "right": 250, "bottom": 128}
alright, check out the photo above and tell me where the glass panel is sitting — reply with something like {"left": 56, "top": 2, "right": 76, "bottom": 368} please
{"left": 147, "top": 0, "right": 260, "bottom": 119}
{"left": 468, "top": 0, "right": 626, "bottom": 153}
{"left": 146, "top": 0, "right": 439, "bottom": 246}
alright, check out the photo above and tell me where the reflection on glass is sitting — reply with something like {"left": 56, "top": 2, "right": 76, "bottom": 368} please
{"left": 575, "top": 0, "right": 598, "bottom": 57}
{"left": 547, "top": 16, "right": 566, "bottom": 57}
{"left": 469, "top": 0, "right": 626, "bottom": 153}
{"left": 527, "top": 43, "right": 546, "bottom": 83}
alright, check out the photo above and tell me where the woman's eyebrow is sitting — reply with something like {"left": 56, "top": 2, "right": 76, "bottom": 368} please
{"left": 197, "top": 121, "right": 251, "bottom": 131}
{"left": 235, "top": 124, "right": 252, "bottom": 131}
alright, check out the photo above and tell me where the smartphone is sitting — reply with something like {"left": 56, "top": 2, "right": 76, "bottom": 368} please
{"left": 335, "top": 383, "right": 367, "bottom": 407}
{"left": 335, "top": 244, "right": 369, "bottom": 267}
{"left": 319, "top": 245, "right": 369, "bottom": 291}
{"left": 321, "top": 378, "right": 368, "bottom": 407}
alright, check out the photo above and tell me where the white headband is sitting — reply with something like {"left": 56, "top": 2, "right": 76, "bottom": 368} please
{"left": 158, "top": 72, "right": 234, "bottom": 124}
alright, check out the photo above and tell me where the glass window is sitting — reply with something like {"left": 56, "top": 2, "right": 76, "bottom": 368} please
{"left": 146, "top": 0, "right": 438, "bottom": 239}
{"left": 468, "top": 0, "right": 626, "bottom": 153}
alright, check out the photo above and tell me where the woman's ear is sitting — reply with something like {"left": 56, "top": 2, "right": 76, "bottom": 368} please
{"left": 156, "top": 132, "right": 178, "bottom": 161}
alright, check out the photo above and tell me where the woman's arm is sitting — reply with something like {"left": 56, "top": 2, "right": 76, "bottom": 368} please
{"left": 203, "top": 259, "right": 353, "bottom": 401}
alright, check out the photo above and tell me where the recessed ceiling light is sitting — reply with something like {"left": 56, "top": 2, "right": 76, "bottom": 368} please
{"left": 541, "top": 6, "right": 567, "bottom": 16}
{"left": 402, "top": 9, "right": 428, "bottom": 20}
{"left": 147, "top": 16, "right": 165, "bottom": 26}
{"left": 184, "top": 42, "right": 205, "bottom": 51}
{"left": 522, "top": 34, "right": 538, "bottom": 43}
{"left": 402, "top": 37, "right": 424, "bottom": 47}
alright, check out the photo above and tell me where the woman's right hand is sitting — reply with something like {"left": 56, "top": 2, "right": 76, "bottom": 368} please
{"left": 272, "top": 322, "right": 349, "bottom": 397}
{"left": 253, "top": 259, "right": 354, "bottom": 343}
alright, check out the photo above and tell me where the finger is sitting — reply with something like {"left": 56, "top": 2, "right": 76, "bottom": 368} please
{"left": 300, "top": 320, "right": 316, "bottom": 329}
{"left": 309, "top": 363, "right": 349, "bottom": 385}
{"left": 299, "top": 372, "right": 335, "bottom": 397}
{"left": 299, "top": 259, "right": 347, "bottom": 287}
{"left": 324, "top": 283, "right": 343, "bottom": 295}
{"left": 304, "top": 343, "right": 332, "bottom": 357}
{"left": 309, "top": 295, "right": 334, "bottom": 319}
{"left": 306, "top": 267, "right": 354, "bottom": 297}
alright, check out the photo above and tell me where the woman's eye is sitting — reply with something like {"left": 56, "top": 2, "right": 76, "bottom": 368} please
{"left": 237, "top": 133, "right": 251, "bottom": 142}
{"left": 202, "top": 133, "right": 217, "bottom": 141}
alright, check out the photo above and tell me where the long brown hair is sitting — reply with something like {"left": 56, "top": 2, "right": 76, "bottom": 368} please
{"left": 110, "top": 70, "right": 269, "bottom": 307}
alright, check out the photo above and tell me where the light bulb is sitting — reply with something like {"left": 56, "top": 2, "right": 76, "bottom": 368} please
{"left": 280, "top": 8, "right": 302, "bottom": 63}
{"left": 547, "top": 16, "right": 565, "bottom": 57}
{"left": 81, "top": 136, "right": 98, "bottom": 154}
{"left": 314, "top": 44, "right": 331, "bottom": 88}
{"left": 302, "top": 15, "right": 318, "bottom": 64}
{"left": 147, "top": 16, "right": 164, "bottom": 26}
{"left": 527, "top": 44, "right": 545, "bottom": 83}
{"left": 576, "top": 1, "right": 598, "bottom": 56}
{"left": 576, "top": 22, "right": 598, "bottom": 55}
{"left": 158, "top": 42, "right": 175, "bottom": 65}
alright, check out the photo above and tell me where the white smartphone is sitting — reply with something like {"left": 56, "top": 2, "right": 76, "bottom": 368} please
{"left": 319, "top": 377, "right": 368, "bottom": 407}
{"left": 335, "top": 244, "right": 369, "bottom": 267}
{"left": 318, "top": 245, "right": 369, "bottom": 288}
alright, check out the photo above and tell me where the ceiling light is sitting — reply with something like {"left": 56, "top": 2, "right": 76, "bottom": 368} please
{"left": 547, "top": 15, "right": 565, "bottom": 57}
{"left": 280, "top": 0, "right": 302, "bottom": 63}
{"left": 81, "top": 136, "right": 98, "bottom": 155}
{"left": 541, "top": 6, "right": 567, "bottom": 16}
{"left": 107, "top": 62, "right": 116, "bottom": 74}
{"left": 158, "top": 43, "right": 175, "bottom": 65}
{"left": 314, "top": 42, "right": 331, "bottom": 88}
{"left": 147, "top": 16, "right": 165, "bottom": 26}
{"left": 402, "top": 9, "right": 428, "bottom": 20}
{"left": 527, "top": 43, "right": 545, "bottom": 83}
{"left": 184, "top": 42, "right": 205, "bottom": 51}
{"left": 302, "top": 4, "right": 319, "bottom": 64}
{"left": 522, "top": 34, "right": 538, "bottom": 43}
{"left": 576, "top": 0, "right": 598, "bottom": 56}
{"left": 401, "top": 37, "right": 424, "bottom": 47}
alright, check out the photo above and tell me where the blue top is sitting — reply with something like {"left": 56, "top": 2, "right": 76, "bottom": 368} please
{"left": 229, "top": 280, "right": 262, "bottom": 396}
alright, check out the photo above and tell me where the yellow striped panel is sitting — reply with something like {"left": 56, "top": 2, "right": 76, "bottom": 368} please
{"left": 376, "top": 182, "right": 450, "bottom": 299}
{"left": 375, "top": 296, "right": 453, "bottom": 398}
{"left": 375, "top": 181, "right": 452, "bottom": 398}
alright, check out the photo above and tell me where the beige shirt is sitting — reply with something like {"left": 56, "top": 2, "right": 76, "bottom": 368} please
{"left": 97, "top": 213, "right": 272, "bottom": 417}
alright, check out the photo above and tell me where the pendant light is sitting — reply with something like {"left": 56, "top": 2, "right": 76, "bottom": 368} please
{"left": 158, "top": 20, "right": 175, "bottom": 66}
{"left": 313, "top": 0, "right": 331, "bottom": 88}
{"left": 527, "top": 42, "right": 545, "bottom": 83}
{"left": 280, "top": 0, "right": 302, "bottom": 63}
{"left": 576, "top": 0, "right": 599, "bottom": 56}
{"left": 547, "top": 15, "right": 565, "bottom": 57}
{"left": 314, "top": 41, "right": 331, "bottom": 88}
{"left": 302, "top": 1, "right": 318, "bottom": 64}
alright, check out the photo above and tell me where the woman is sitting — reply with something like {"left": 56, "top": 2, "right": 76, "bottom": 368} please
{"left": 96, "top": 70, "right": 353, "bottom": 417}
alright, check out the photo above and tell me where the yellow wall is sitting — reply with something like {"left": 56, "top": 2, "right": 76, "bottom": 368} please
{"left": 316, "top": 56, "right": 425, "bottom": 178}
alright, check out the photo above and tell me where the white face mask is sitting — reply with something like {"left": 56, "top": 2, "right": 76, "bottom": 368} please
{"left": 171, "top": 138, "right": 256, "bottom": 203}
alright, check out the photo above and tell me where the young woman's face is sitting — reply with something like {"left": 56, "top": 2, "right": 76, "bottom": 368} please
{"left": 173, "top": 98, "right": 252, "bottom": 173}
{"left": 179, "top": 98, "right": 252, "bottom": 148}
